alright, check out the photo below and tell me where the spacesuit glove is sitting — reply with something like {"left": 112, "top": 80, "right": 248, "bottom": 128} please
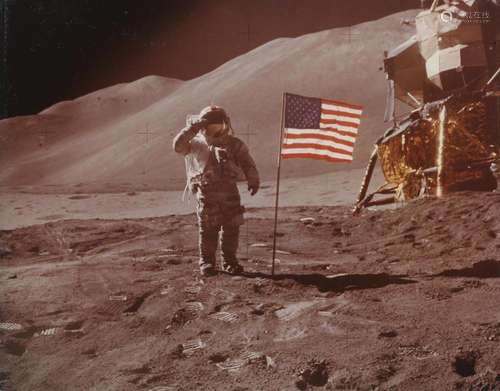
{"left": 248, "top": 182, "right": 259, "bottom": 196}
{"left": 191, "top": 118, "right": 209, "bottom": 131}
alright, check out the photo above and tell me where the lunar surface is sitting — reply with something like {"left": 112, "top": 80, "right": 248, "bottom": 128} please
{"left": 1, "top": 192, "right": 499, "bottom": 390}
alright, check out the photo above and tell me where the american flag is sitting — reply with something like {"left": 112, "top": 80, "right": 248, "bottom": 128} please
{"left": 282, "top": 93, "right": 363, "bottom": 163}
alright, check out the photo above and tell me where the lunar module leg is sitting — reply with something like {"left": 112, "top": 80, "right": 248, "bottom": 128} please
{"left": 353, "top": 146, "right": 397, "bottom": 214}
{"left": 355, "top": 146, "right": 378, "bottom": 206}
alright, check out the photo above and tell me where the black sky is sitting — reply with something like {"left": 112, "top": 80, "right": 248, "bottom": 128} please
{"left": 1, "top": 0, "right": 422, "bottom": 118}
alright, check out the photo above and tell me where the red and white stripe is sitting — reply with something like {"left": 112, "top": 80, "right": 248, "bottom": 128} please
{"left": 282, "top": 98, "right": 362, "bottom": 163}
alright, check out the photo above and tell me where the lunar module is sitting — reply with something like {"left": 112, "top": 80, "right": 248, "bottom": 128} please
{"left": 354, "top": 0, "right": 500, "bottom": 212}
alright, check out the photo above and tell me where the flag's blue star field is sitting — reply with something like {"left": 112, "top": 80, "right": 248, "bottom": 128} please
{"left": 284, "top": 93, "right": 321, "bottom": 129}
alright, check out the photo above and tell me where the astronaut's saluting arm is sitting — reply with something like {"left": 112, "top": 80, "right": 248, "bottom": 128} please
{"left": 172, "top": 119, "right": 207, "bottom": 155}
{"left": 235, "top": 140, "right": 260, "bottom": 196}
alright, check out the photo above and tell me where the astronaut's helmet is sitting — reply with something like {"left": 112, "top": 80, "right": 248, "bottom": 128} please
{"left": 199, "top": 105, "right": 231, "bottom": 137}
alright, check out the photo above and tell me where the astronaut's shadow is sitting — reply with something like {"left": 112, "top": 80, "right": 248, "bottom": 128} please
{"left": 236, "top": 270, "right": 416, "bottom": 293}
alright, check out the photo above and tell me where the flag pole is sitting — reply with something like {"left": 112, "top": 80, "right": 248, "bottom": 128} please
{"left": 272, "top": 92, "right": 286, "bottom": 276}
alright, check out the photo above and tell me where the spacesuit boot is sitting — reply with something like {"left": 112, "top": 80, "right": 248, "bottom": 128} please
{"left": 220, "top": 224, "right": 243, "bottom": 274}
{"left": 199, "top": 223, "right": 219, "bottom": 276}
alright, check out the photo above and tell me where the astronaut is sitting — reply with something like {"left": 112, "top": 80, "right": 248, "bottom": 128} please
{"left": 173, "top": 106, "right": 260, "bottom": 276}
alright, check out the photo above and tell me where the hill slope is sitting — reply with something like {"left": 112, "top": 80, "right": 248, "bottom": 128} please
{"left": 0, "top": 11, "right": 418, "bottom": 190}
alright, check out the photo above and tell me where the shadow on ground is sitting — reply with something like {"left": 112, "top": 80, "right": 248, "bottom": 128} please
{"left": 239, "top": 271, "right": 417, "bottom": 292}
{"left": 436, "top": 259, "right": 500, "bottom": 279}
